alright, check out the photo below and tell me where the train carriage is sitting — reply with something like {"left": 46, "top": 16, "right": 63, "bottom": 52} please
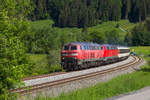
{"left": 102, "top": 44, "right": 119, "bottom": 63}
{"left": 61, "top": 42, "right": 130, "bottom": 71}
{"left": 117, "top": 46, "right": 130, "bottom": 60}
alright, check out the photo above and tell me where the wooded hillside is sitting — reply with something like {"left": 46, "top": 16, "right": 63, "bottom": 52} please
{"left": 29, "top": 0, "right": 150, "bottom": 27}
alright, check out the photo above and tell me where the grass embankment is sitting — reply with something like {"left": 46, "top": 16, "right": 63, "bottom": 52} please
{"left": 27, "top": 54, "right": 63, "bottom": 76}
{"left": 88, "top": 20, "right": 136, "bottom": 41}
{"left": 31, "top": 20, "right": 135, "bottom": 41}
{"left": 35, "top": 47, "right": 150, "bottom": 100}
{"left": 28, "top": 20, "right": 135, "bottom": 75}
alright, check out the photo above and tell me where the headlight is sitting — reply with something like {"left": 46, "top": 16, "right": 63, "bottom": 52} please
{"left": 70, "top": 53, "right": 78, "bottom": 56}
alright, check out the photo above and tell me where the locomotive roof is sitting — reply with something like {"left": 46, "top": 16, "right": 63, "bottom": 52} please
{"left": 65, "top": 42, "right": 101, "bottom": 46}
{"left": 101, "top": 44, "right": 117, "bottom": 47}
{"left": 64, "top": 42, "right": 129, "bottom": 48}
{"left": 102, "top": 44, "right": 129, "bottom": 47}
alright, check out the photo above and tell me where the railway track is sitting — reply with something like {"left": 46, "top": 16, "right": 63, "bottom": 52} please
{"left": 11, "top": 56, "right": 143, "bottom": 96}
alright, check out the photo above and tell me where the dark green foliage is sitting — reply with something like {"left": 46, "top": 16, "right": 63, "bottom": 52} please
{"left": 28, "top": 0, "right": 150, "bottom": 27}
{"left": 128, "top": 0, "right": 147, "bottom": 22}
{"left": 23, "top": 20, "right": 81, "bottom": 54}
{"left": 122, "top": 0, "right": 131, "bottom": 19}
{"left": 88, "top": 31, "right": 106, "bottom": 43}
{"left": 110, "top": 0, "right": 122, "bottom": 21}
{"left": 0, "top": 0, "right": 33, "bottom": 18}
{"left": 23, "top": 20, "right": 54, "bottom": 54}
{"left": 131, "top": 25, "right": 150, "bottom": 46}
{"left": 0, "top": 0, "right": 33, "bottom": 99}
{"left": 57, "top": 0, "right": 98, "bottom": 27}
{"left": 0, "top": 11, "right": 31, "bottom": 99}
{"left": 145, "top": 18, "right": 150, "bottom": 31}
{"left": 106, "top": 30, "right": 120, "bottom": 44}
{"left": 125, "top": 18, "right": 150, "bottom": 46}
{"left": 124, "top": 32, "right": 132, "bottom": 46}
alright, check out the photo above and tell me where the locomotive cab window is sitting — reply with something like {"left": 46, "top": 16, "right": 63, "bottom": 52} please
{"left": 64, "top": 46, "right": 69, "bottom": 50}
{"left": 71, "top": 46, "right": 77, "bottom": 50}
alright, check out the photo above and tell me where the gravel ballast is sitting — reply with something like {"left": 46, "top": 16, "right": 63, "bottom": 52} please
{"left": 20, "top": 56, "right": 146, "bottom": 99}
{"left": 24, "top": 56, "right": 134, "bottom": 87}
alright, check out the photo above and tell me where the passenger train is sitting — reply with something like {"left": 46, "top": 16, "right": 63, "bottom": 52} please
{"left": 61, "top": 42, "right": 130, "bottom": 71}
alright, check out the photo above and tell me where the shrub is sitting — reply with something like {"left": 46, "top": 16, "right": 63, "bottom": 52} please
{"left": 0, "top": 9, "right": 31, "bottom": 99}
{"left": 49, "top": 64, "right": 64, "bottom": 73}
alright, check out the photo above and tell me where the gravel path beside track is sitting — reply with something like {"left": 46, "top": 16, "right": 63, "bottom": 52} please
{"left": 24, "top": 56, "right": 134, "bottom": 87}
{"left": 14, "top": 56, "right": 146, "bottom": 99}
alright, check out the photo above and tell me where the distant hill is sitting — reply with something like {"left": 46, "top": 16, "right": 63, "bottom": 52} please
{"left": 29, "top": 0, "right": 150, "bottom": 28}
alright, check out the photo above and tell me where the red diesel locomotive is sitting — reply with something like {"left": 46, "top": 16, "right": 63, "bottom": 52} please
{"left": 61, "top": 42, "right": 130, "bottom": 71}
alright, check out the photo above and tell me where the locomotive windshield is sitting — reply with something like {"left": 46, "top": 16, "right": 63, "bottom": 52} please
{"left": 63, "top": 45, "right": 77, "bottom": 50}
{"left": 71, "top": 46, "right": 77, "bottom": 50}
{"left": 64, "top": 45, "right": 69, "bottom": 50}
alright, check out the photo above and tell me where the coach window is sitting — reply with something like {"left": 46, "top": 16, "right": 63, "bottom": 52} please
{"left": 92, "top": 46, "right": 94, "bottom": 50}
{"left": 96, "top": 46, "right": 99, "bottom": 50}
{"left": 113, "top": 46, "right": 115, "bottom": 50}
{"left": 93, "top": 46, "right": 95, "bottom": 50}
{"left": 107, "top": 46, "right": 109, "bottom": 50}
{"left": 71, "top": 45, "right": 77, "bottom": 50}
{"left": 80, "top": 46, "right": 82, "bottom": 50}
{"left": 86, "top": 46, "right": 89, "bottom": 50}
{"left": 81, "top": 46, "right": 84, "bottom": 50}
{"left": 112, "top": 47, "right": 114, "bottom": 50}
{"left": 84, "top": 46, "right": 86, "bottom": 50}
{"left": 86, "top": 46, "right": 88, "bottom": 50}
{"left": 111, "top": 46, "right": 112, "bottom": 50}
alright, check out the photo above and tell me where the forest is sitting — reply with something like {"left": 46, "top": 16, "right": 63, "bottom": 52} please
{"left": 0, "top": 0, "right": 150, "bottom": 99}
{"left": 30, "top": 0, "right": 150, "bottom": 27}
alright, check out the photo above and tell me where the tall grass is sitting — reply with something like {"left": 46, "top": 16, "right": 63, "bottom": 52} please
{"left": 34, "top": 46, "right": 150, "bottom": 100}
{"left": 27, "top": 53, "right": 63, "bottom": 76}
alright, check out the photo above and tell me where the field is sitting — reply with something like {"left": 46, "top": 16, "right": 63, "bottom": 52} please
{"left": 34, "top": 46, "right": 150, "bottom": 100}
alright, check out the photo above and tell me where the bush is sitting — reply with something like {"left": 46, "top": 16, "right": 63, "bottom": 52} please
{"left": 116, "top": 23, "right": 119, "bottom": 28}
{"left": 88, "top": 31, "right": 106, "bottom": 43}
{"left": 0, "top": 10, "right": 31, "bottom": 99}
{"left": 106, "top": 29, "right": 120, "bottom": 44}
{"left": 49, "top": 64, "right": 64, "bottom": 73}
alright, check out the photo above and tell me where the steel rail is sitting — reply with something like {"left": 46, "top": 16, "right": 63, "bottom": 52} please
{"left": 11, "top": 56, "right": 142, "bottom": 95}
{"left": 23, "top": 72, "right": 66, "bottom": 81}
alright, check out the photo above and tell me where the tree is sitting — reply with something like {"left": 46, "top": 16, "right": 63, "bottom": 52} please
{"left": 106, "top": 30, "right": 120, "bottom": 44}
{"left": 88, "top": 31, "right": 106, "bottom": 43}
{"left": 0, "top": 0, "right": 33, "bottom": 99}
{"left": 122, "top": 0, "right": 131, "bottom": 19}
{"left": 97, "top": 0, "right": 110, "bottom": 21}
{"left": 131, "top": 22, "right": 150, "bottom": 46}
{"left": 109, "top": 0, "right": 122, "bottom": 21}
{"left": 124, "top": 32, "right": 132, "bottom": 46}
{"left": 129, "top": 0, "right": 147, "bottom": 22}
{"left": 145, "top": 18, "right": 150, "bottom": 31}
